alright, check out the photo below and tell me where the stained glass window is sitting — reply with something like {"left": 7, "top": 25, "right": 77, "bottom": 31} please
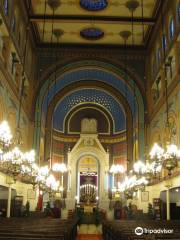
{"left": 169, "top": 17, "right": 174, "bottom": 39}
{"left": 4, "top": 0, "right": 9, "bottom": 16}
{"left": 80, "top": 0, "right": 108, "bottom": 11}
{"left": 157, "top": 48, "right": 161, "bottom": 65}
{"left": 80, "top": 27, "right": 104, "bottom": 40}
{"left": 12, "top": 16, "right": 16, "bottom": 32}
{"left": 178, "top": 2, "right": 180, "bottom": 22}
{"left": 162, "top": 34, "right": 167, "bottom": 51}
{"left": 152, "top": 59, "right": 156, "bottom": 77}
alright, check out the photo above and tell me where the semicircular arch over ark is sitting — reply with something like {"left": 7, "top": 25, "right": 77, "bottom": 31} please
{"left": 34, "top": 59, "right": 145, "bottom": 164}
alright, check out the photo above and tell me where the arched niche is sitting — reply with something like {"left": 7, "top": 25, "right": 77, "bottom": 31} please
{"left": 66, "top": 105, "right": 112, "bottom": 135}
{"left": 67, "top": 133, "right": 109, "bottom": 208}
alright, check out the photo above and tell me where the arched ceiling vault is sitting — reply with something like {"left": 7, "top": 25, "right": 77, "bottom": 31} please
{"left": 34, "top": 60, "right": 145, "bottom": 160}
{"left": 34, "top": 59, "right": 145, "bottom": 106}
{"left": 40, "top": 66, "right": 141, "bottom": 121}
{"left": 45, "top": 81, "right": 133, "bottom": 132}
{"left": 53, "top": 88, "right": 126, "bottom": 134}
{"left": 44, "top": 81, "right": 133, "bottom": 163}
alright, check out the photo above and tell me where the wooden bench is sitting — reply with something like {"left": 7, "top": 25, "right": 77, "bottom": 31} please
{"left": 102, "top": 220, "right": 180, "bottom": 240}
{"left": 0, "top": 217, "right": 78, "bottom": 240}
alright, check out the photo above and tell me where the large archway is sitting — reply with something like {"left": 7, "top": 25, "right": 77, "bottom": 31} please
{"left": 34, "top": 60, "right": 145, "bottom": 164}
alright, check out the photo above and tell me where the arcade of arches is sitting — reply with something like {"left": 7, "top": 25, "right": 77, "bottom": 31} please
{"left": 0, "top": 0, "right": 180, "bottom": 239}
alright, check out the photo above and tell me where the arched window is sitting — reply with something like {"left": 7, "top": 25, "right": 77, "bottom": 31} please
{"left": 178, "top": 2, "right": 180, "bottom": 22}
{"left": 4, "top": 0, "right": 9, "bottom": 16}
{"left": 152, "top": 58, "right": 156, "bottom": 77}
{"left": 169, "top": 17, "right": 175, "bottom": 39}
{"left": 162, "top": 34, "right": 167, "bottom": 51}
{"left": 12, "top": 15, "right": 16, "bottom": 32}
{"left": 157, "top": 48, "right": 161, "bottom": 65}
{"left": 18, "top": 29, "right": 21, "bottom": 45}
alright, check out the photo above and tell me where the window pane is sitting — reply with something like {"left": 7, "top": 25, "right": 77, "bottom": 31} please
{"left": 12, "top": 16, "right": 16, "bottom": 32}
{"left": 162, "top": 34, "right": 167, "bottom": 50}
{"left": 4, "top": 0, "right": 8, "bottom": 16}
{"left": 169, "top": 18, "right": 174, "bottom": 39}
{"left": 178, "top": 3, "right": 180, "bottom": 22}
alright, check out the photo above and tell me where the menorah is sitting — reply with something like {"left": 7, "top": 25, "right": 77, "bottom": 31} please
{"left": 80, "top": 184, "right": 97, "bottom": 203}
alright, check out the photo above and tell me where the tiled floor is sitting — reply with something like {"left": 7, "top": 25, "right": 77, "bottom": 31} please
{"left": 77, "top": 234, "right": 103, "bottom": 240}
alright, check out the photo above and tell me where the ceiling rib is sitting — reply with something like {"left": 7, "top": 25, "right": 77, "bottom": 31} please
{"left": 29, "top": 14, "right": 155, "bottom": 25}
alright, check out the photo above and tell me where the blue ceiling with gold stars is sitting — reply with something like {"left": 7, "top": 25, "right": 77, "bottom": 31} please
{"left": 53, "top": 88, "right": 126, "bottom": 133}
{"left": 42, "top": 68, "right": 137, "bottom": 120}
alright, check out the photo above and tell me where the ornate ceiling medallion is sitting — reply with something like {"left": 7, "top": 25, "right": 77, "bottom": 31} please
{"left": 47, "top": 0, "right": 61, "bottom": 11}
{"left": 80, "top": 27, "right": 104, "bottom": 40}
{"left": 80, "top": 0, "right": 108, "bottom": 11}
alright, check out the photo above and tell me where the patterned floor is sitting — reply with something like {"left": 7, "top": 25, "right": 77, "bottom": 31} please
{"left": 77, "top": 234, "right": 103, "bottom": 240}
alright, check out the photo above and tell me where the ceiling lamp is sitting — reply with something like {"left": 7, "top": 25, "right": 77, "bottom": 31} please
{"left": 53, "top": 29, "right": 64, "bottom": 39}
{"left": 47, "top": 0, "right": 61, "bottom": 10}
{"left": 125, "top": 0, "right": 139, "bottom": 11}
{"left": 119, "top": 30, "right": 131, "bottom": 42}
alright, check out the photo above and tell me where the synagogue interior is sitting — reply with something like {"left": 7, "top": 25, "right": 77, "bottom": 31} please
{"left": 0, "top": 0, "right": 180, "bottom": 239}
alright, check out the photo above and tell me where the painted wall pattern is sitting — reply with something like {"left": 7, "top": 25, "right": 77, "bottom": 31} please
{"left": 149, "top": 86, "right": 180, "bottom": 148}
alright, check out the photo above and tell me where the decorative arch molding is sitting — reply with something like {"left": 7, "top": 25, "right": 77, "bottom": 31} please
{"left": 67, "top": 133, "right": 109, "bottom": 201}
{"left": 44, "top": 81, "right": 133, "bottom": 166}
{"left": 36, "top": 58, "right": 145, "bottom": 97}
{"left": 65, "top": 104, "right": 114, "bottom": 135}
{"left": 76, "top": 154, "right": 100, "bottom": 201}
{"left": 34, "top": 60, "right": 145, "bottom": 161}
{"left": 53, "top": 88, "right": 126, "bottom": 134}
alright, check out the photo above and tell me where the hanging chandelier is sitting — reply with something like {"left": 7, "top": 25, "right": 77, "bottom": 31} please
{"left": 149, "top": 0, "right": 180, "bottom": 177}
{"left": 133, "top": 160, "right": 147, "bottom": 177}
{"left": 52, "top": 162, "right": 67, "bottom": 173}
{"left": 163, "top": 144, "right": 180, "bottom": 174}
{"left": 150, "top": 142, "right": 180, "bottom": 176}
{"left": 0, "top": 120, "right": 47, "bottom": 187}
{"left": 0, "top": 121, "right": 13, "bottom": 151}
{"left": 109, "top": 164, "right": 125, "bottom": 174}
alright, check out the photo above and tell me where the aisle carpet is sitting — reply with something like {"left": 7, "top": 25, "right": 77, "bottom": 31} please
{"left": 77, "top": 224, "right": 102, "bottom": 234}
{"left": 77, "top": 234, "right": 103, "bottom": 240}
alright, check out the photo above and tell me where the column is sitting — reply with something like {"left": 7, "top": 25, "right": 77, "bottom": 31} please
{"left": 166, "top": 188, "right": 170, "bottom": 220}
{"left": 7, "top": 184, "right": 12, "bottom": 218}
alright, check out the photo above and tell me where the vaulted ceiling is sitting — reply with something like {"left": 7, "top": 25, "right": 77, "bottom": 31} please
{"left": 27, "top": 0, "right": 161, "bottom": 47}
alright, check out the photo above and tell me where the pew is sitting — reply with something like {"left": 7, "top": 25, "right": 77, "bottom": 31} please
{"left": 0, "top": 217, "right": 78, "bottom": 240}
{"left": 102, "top": 220, "right": 180, "bottom": 240}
